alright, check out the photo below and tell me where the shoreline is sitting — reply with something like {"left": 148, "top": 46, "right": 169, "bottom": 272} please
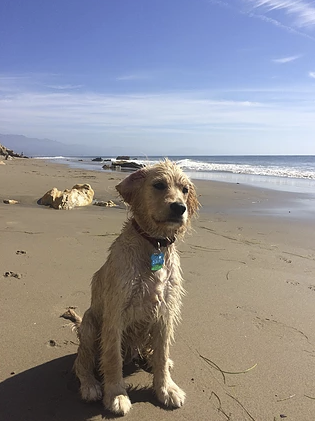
{"left": 1, "top": 157, "right": 315, "bottom": 220}
{"left": 187, "top": 169, "right": 315, "bottom": 196}
{"left": 34, "top": 155, "right": 315, "bottom": 196}
{"left": 1, "top": 157, "right": 315, "bottom": 420}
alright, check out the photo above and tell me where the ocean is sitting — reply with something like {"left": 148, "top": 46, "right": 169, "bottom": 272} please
{"left": 36, "top": 155, "right": 315, "bottom": 195}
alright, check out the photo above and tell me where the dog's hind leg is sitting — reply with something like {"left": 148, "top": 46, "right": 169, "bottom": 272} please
{"left": 74, "top": 308, "right": 102, "bottom": 401}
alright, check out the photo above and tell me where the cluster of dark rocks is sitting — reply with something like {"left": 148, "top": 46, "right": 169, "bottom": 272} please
{"left": 0, "top": 143, "right": 28, "bottom": 159}
{"left": 91, "top": 155, "right": 145, "bottom": 170}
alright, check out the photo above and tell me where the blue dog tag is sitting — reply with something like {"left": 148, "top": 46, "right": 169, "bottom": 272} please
{"left": 151, "top": 252, "right": 164, "bottom": 271}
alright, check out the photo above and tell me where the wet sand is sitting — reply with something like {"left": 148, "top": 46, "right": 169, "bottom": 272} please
{"left": 1, "top": 157, "right": 315, "bottom": 421}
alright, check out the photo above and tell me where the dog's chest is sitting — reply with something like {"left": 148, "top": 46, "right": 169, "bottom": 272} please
{"left": 147, "top": 267, "right": 169, "bottom": 308}
{"left": 126, "top": 266, "right": 171, "bottom": 322}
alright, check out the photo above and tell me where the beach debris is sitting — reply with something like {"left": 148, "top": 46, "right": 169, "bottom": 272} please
{"left": 60, "top": 308, "right": 82, "bottom": 325}
{"left": 63, "top": 339, "right": 79, "bottom": 346}
{"left": 0, "top": 160, "right": 5, "bottom": 165}
{"left": 61, "top": 308, "right": 82, "bottom": 339}
{"left": 93, "top": 200, "right": 117, "bottom": 207}
{"left": 276, "top": 394, "right": 295, "bottom": 402}
{"left": 38, "top": 183, "right": 94, "bottom": 210}
{"left": 3, "top": 199, "right": 19, "bottom": 205}
{"left": 4, "top": 271, "right": 22, "bottom": 279}
{"left": 16, "top": 250, "right": 26, "bottom": 255}
{"left": 199, "top": 352, "right": 257, "bottom": 385}
{"left": 283, "top": 251, "right": 315, "bottom": 261}
{"left": 209, "top": 392, "right": 232, "bottom": 420}
{"left": 226, "top": 393, "right": 257, "bottom": 421}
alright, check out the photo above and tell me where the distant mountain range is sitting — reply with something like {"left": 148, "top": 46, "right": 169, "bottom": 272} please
{"left": 0, "top": 133, "right": 207, "bottom": 157}
{"left": 0, "top": 134, "right": 141, "bottom": 157}
{"left": 0, "top": 134, "right": 87, "bottom": 157}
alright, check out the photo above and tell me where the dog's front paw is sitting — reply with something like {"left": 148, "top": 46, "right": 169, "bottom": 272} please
{"left": 111, "top": 395, "right": 132, "bottom": 415}
{"left": 103, "top": 385, "right": 132, "bottom": 415}
{"left": 155, "top": 379, "right": 186, "bottom": 408}
{"left": 80, "top": 379, "right": 102, "bottom": 401}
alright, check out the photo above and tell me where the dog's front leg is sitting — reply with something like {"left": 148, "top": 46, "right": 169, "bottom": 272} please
{"left": 100, "top": 324, "right": 131, "bottom": 416}
{"left": 151, "top": 320, "right": 186, "bottom": 408}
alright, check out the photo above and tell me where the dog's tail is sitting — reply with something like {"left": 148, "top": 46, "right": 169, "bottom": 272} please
{"left": 60, "top": 308, "right": 82, "bottom": 337}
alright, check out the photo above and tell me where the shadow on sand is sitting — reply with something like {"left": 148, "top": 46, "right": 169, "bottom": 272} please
{"left": 0, "top": 354, "right": 159, "bottom": 421}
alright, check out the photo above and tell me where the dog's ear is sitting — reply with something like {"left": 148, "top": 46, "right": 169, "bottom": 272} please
{"left": 187, "top": 182, "right": 200, "bottom": 218}
{"left": 116, "top": 168, "right": 147, "bottom": 204}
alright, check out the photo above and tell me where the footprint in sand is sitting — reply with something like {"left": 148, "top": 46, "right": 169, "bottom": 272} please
{"left": 286, "top": 280, "right": 299, "bottom": 286}
{"left": 280, "top": 256, "right": 292, "bottom": 264}
{"left": 4, "top": 271, "right": 22, "bottom": 279}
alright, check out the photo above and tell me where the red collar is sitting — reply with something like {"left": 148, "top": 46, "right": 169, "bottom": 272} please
{"left": 132, "top": 219, "right": 175, "bottom": 249}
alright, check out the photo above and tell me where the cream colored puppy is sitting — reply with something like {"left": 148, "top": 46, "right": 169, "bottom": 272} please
{"left": 74, "top": 159, "right": 199, "bottom": 415}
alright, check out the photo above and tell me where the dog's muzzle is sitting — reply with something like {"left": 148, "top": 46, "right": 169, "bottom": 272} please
{"left": 169, "top": 202, "right": 186, "bottom": 219}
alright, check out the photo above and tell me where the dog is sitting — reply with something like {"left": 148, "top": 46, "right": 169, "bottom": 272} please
{"left": 73, "top": 159, "right": 199, "bottom": 415}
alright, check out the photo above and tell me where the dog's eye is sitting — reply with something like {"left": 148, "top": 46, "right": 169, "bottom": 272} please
{"left": 182, "top": 186, "right": 189, "bottom": 194}
{"left": 153, "top": 182, "right": 167, "bottom": 190}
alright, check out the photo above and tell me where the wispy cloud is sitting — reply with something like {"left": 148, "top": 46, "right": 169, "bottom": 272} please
{"left": 46, "top": 84, "right": 83, "bottom": 90}
{"left": 272, "top": 54, "right": 301, "bottom": 63}
{"left": 116, "top": 73, "right": 151, "bottom": 81}
{"left": 0, "top": 73, "right": 82, "bottom": 94}
{"left": 247, "top": 11, "right": 315, "bottom": 40}
{"left": 209, "top": 0, "right": 315, "bottom": 40}
{"left": 309, "top": 71, "right": 315, "bottom": 78}
{"left": 246, "top": 0, "right": 315, "bottom": 29}
{"left": 1, "top": 75, "right": 315, "bottom": 146}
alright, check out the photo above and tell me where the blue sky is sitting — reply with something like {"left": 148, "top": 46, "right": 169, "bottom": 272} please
{"left": 1, "top": 0, "right": 315, "bottom": 155}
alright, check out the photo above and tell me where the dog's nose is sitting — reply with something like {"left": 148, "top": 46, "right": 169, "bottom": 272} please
{"left": 170, "top": 202, "right": 186, "bottom": 216}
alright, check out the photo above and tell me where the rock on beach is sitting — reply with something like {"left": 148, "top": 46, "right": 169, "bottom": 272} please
{"left": 39, "top": 183, "right": 94, "bottom": 210}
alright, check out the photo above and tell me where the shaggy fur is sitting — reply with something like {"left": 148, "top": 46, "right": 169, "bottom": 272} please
{"left": 73, "top": 160, "right": 199, "bottom": 415}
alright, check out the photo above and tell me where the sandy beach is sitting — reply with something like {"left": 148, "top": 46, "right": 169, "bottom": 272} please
{"left": 1, "top": 157, "right": 315, "bottom": 421}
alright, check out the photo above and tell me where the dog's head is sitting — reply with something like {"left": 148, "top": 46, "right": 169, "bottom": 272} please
{"left": 116, "top": 160, "right": 199, "bottom": 238}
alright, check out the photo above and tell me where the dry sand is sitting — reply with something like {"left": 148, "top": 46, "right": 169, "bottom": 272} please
{"left": 1, "top": 157, "right": 315, "bottom": 421}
